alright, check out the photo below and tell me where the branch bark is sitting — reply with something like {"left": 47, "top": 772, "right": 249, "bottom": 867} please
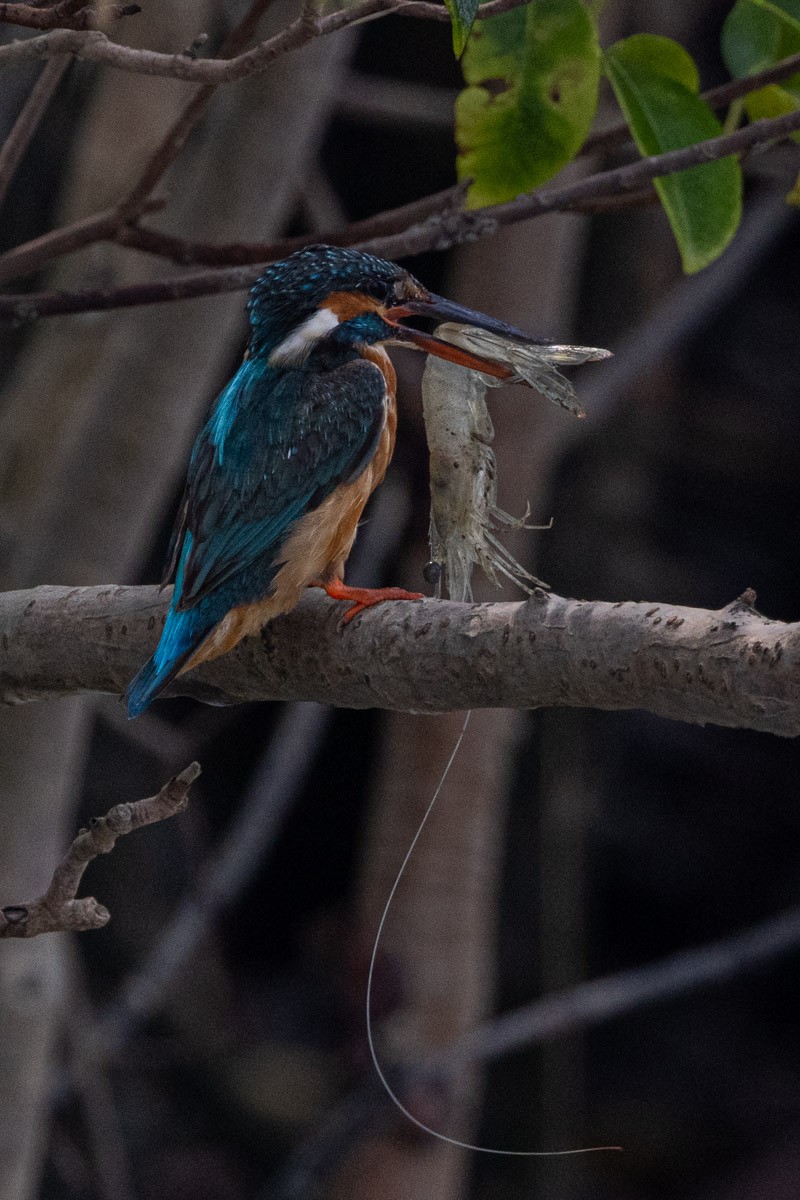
{"left": 0, "top": 763, "right": 199, "bottom": 938}
{"left": 1, "top": 584, "right": 797, "bottom": 736}
{"left": 0, "top": 1, "right": 139, "bottom": 32}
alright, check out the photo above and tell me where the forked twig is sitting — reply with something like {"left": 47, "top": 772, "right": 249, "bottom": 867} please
{"left": 0, "top": 762, "right": 200, "bottom": 938}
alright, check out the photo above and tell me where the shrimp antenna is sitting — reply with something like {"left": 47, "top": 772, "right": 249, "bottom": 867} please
{"left": 366, "top": 709, "right": 622, "bottom": 1157}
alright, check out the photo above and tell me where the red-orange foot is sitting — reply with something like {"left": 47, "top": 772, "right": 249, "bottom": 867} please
{"left": 313, "top": 578, "right": 424, "bottom": 625}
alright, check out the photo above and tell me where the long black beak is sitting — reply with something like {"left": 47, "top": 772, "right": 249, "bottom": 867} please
{"left": 383, "top": 292, "right": 552, "bottom": 376}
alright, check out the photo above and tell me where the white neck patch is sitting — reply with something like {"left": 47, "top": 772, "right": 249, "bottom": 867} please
{"left": 269, "top": 306, "right": 340, "bottom": 367}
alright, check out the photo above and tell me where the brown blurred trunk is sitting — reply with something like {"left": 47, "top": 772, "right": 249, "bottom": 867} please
{"left": 332, "top": 198, "right": 589, "bottom": 1200}
{"left": 0, "top": 5, "right": 352, "bottom": 1196}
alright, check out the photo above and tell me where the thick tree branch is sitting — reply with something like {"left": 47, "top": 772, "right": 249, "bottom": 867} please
{"left": 1, "top": 584, "right": 798, "bottom": 736}
{"left": 0, "top": 763, "right": 199, "bottom": 938}
{"left": 2, "top": 106, "right": 799, "bottom": 319}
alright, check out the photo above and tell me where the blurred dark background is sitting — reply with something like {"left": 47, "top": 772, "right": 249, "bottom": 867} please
{"left": 2, "top": 2, "right": 800, "bottom": 1200}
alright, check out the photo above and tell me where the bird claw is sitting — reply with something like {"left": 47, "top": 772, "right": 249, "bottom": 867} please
{"left": 338, "top": 587, "right": 425, "bottom": 626}
{"left": 311, "top": 579, "right": 424, "bottom": 626}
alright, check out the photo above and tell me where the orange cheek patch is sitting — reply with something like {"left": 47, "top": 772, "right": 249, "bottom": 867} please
{"left": 324, "top": 291, "right": 383, "bottom": 321}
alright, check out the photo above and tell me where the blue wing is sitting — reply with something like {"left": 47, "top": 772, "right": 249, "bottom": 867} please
{"left": 126, "top": 355, "right": 387, "bottom": 716}
{"left": 172, "top": 355, "right": 387, "bottom": 608}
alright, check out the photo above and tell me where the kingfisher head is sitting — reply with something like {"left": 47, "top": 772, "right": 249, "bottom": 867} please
{"left": 247, "top": 245, "right": 541, "bottom": 378}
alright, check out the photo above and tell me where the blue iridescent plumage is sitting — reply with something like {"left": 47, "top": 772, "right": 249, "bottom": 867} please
{"left": 126, "top": 242, "right": 546, "bottom": 717}
{"left": 126, "top": 247, "right": 403, "bottom": 716}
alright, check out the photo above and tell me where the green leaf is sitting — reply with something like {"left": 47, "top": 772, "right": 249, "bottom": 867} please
{"left": 455, "top": 0, "right": 600, "bottom": 208}
{"left": 445, "top": 0, "right": 480, "bottom": 58}
{"left": 603, "top": 34, "right": 743, "bottom": 273}
{"left": 722, "top": 0, "right": 800, "bottom": 127}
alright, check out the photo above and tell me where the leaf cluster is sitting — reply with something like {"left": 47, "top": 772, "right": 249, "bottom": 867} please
{"left": 448, "top": 0, "right": 800, "bottom": 272}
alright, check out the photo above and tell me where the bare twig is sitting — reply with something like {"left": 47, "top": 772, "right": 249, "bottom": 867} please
{"left": 0, "top": 0, "right": 278, "bottom": 284}
{"left": 0, "top": 197, "right": 163, "bottom": 285}
{"left": 0, "top": 0, "right": 530, "bottom": 78}
{"left": 93, "top": 707, "right": 325, "bottom": 1055}
{"left": 113, "top": 180, "right": 652, "bottom": 271}
{"left": 114, "top": 183, "right": 468, "bottom": 267}
{"left": 0, "top": 57, "right": 69, "bottom": 209}
{"left": 121, "top": 0, "right": 278, "bottom": 210}
{"left": 3, "top": 106, "right": 799, "bottom": 319}
{"left": 1, "top": 16, "right": 799, "bottom": 289}
{"left": 0, "top": 763, "right": 200, "bottom": 938}
{"left": 0, "top": 1, "right": 140, "bottom": 32}
{"left": 2, "top": 584, "right": 799, "bottom": 737}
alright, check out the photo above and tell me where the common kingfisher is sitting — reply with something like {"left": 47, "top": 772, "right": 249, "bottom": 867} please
{"left": 125, "top": 244, "right": 535, "bottom": 717}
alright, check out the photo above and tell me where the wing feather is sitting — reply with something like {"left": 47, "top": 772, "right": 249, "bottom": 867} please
{"left": 166, "top": 357, "right": 387, "bottom": 611}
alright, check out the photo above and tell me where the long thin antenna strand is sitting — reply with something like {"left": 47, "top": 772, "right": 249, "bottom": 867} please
{"left": 365, "top": 710, "right": 621, "bottom": 1157}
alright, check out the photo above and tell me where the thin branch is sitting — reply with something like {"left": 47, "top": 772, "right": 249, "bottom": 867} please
{"left": 0, "top": 196, "right": 163, "bottom": 286}
{"left": 112, "top": 179, "right": 646, "bottom": 271}
{"left": 121, "top": 0, "right": 279, "bottom": 211}
{"left": 2, "top": 106, "right": 798, "bottom": 318}
{"left": 431, "top": 904, "right": 800, "bottom": 1073}
{"left": 0, "top": 763, "right": 200, "bottom": 937}
{"left": 93, "top": 705, "right": 327, "bottom": 1056}
{"left": 0, "top": 0, "right": 536, "bottom": 78}
{"left": 113, "top": 183, "right": 468, "bottom": 267}
{"left": 586, "top": 49, "right": 800, "bottom": 154}
{"left": 0, "top": 0, "right": 279, "bottom": 284}
{"left": 408, "top": 105, "right": 800, "bottom": 244}
{"left": 0, "top": 57, "right": 69, "bottom": 209}
{"left": 0, "top": 1, "right": 140, "bottom": 31}
{"left": 2, "top": 584, "right": 799, "bottom": 736}
{"left": 0, "top": 0, "right": 798, "bottom": 283}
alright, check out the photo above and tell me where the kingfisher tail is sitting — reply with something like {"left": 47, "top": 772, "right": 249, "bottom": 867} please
{"left": 125, "top": 599, "right": 214, "bottom": 718}
{"left": 124, "top": 648, "right": 192, "bottom": 719}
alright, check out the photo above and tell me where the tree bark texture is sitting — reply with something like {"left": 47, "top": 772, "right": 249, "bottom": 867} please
{"left": 1, "top": 585, "right": 793, "bottom": 735}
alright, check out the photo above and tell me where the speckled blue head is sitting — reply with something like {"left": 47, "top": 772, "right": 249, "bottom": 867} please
{"left": 245, "top": 243, "right": 542, "bottom": 380}
{"left": 247, "top": 245, "right": 424, "bottom": 359}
